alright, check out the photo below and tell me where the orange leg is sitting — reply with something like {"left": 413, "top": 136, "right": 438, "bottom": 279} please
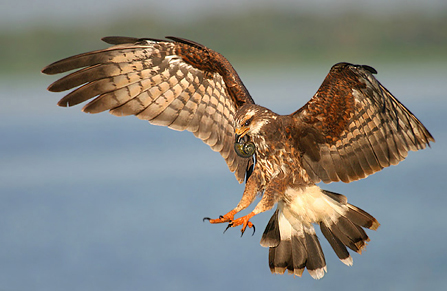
{"left": 204, "top": 170, "right": 260, "bottom": 231}
{"left": 226, "top": 178, "right": 284, "bottom": 235}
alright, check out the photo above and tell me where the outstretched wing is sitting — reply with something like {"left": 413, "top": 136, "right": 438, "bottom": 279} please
{"left": 293, "top": 62, "right": 434, "bottom": 184}
{"left": 42, "top": 36, "right": 255, "bottom": 183}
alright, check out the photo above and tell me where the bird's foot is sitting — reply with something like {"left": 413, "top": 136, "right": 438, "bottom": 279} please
{"left": 203, "top": 210, "right": 256, "bottom": 236}
{"left": 226, "top": 212, "right": 256, "bottom": 237}
{"left": 203, "top": 209, "right": 236, "bottom": 224}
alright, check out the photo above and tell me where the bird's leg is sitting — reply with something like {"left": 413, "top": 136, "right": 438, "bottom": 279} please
{"left": 228, "top": 178, "right": 284, "bottom": 236}
{"left": 204, "top": 171, "right": 260, "bottom": 224}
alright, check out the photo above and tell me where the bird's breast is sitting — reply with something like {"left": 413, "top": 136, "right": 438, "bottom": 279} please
{"left": 256, "top": 144, "right": 309, "bottom": 185}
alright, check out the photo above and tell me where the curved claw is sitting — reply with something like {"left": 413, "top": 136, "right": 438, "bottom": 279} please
{"left": 223, "top": 223, "right": 232, "bottom": 234}
{"left": 240, "top": 223, "right": 256, "bottom": 237}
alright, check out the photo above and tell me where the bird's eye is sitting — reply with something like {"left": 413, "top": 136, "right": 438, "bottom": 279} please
{"left": 244, "top": 119, "right": 252, "bottom": 127}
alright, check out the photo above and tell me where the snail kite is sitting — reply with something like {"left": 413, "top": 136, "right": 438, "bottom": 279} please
{"left": 42, "top": 36, "right": 434, "bottom": 279}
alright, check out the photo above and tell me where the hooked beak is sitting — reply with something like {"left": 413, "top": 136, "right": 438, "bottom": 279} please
{"left": 235, "top": 127, "right": 249, "bottom": 143}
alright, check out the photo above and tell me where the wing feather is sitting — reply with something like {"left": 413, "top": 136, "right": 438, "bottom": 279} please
{"left": 340, "top": 131, "right": 367, "bottom": 180}
{"left": 294, "top": 62, "right": 434, "bottom": 184}
{"left": 42, "top": 37, "right": 255, "bottom": 183}
{"left": 351, "top": 109, "right": 383, "bottom": 172}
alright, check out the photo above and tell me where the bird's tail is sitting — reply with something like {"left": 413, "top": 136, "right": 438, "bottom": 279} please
{"left": 260, "top": 187, "right": 379, "bottom": 279}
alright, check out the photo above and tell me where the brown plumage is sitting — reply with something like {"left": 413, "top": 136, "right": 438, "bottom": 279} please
{"left": 42, "top": 36, "right": 434, "bottom": 279}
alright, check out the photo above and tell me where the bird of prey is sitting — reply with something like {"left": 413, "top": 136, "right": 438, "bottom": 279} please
{"left": 42, "top": 36, "right": 434, "bottom": 279}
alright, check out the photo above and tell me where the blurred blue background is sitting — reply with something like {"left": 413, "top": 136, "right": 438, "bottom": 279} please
{"left": 1, "top": 1, "right": 446, "bottom": 290}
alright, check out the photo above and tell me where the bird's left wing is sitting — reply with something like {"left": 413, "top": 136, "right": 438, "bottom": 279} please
{"left": 42, "top": 36, "right": 255, "bottom": 183}
{"left": 292, "top": 62, "right": 434, "bottom": 184}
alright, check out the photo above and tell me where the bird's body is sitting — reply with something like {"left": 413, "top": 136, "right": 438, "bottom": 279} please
{"left": 42, "top": 36, "right": 434, "bottom": 279}
{"left": 231, "top": 103, "right": 382, "bottom": 278}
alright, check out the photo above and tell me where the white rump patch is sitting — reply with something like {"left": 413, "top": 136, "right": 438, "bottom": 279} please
{"left": 281, "top": 185, "right": 348, "bottom": 227}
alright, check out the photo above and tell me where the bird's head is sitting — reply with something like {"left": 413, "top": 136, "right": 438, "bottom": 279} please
{"left": 233, "top": 104, "right": 276, "bottom": 158}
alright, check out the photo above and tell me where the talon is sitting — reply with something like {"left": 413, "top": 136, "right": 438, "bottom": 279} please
{"left": 203, "top": 217, "right": 211, "bottom": 222}
{"left": 240, "top": 221, "right": 255, "bottom": 237}
{"left": 230, "top": 212, "right": 256, "bottom": 237}
{"left": 223, "top": 223, "right": 232, "bottom": 234}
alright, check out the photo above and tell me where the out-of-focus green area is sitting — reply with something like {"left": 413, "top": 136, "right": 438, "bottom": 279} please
{"left": 2, "top": 8, "right": 446, "bottom": 76}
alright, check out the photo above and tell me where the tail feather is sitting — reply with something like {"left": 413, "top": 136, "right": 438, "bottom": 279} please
{"left": 262, "top": 206, "right": 327, "bottom": 279}
{"left": 264, "top": 209, "right": 306, "bottom": 276}
{"left": 324, "top": 190, "right": 380, "bottom": 230}
{"left": 302, "top": 230, "right": 327, "bottom": 279}
{"left": 260, "top": 209, "right": 281, "bottom": 248}
{"left": 268, "top": 237, "right": 307, "bottom": 277}
{"left": 260, "top": 186, "right": 379, "bottom": 279}
{"left": 326, "top": 216, "right": 368, "bottom": 253}
{"left": 345, "top": 204, "right": 380, "bottom": 230}
{"left": 290, "top": 236, "right": 307, "bottom": 276}
{"left": 319, "top": 222, "right": 352, "bottom": 265}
